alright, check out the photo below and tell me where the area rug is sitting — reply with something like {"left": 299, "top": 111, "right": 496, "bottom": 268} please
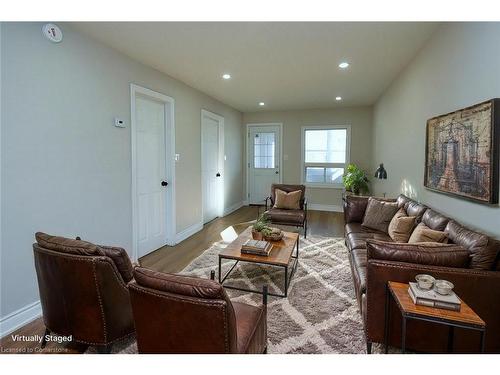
{"left": 88, "top": 234, "right": 386, "bottom": 354}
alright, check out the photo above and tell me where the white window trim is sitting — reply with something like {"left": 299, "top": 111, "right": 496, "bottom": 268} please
{"left": 300, "top": 124, "right": 351, "bottom": 189}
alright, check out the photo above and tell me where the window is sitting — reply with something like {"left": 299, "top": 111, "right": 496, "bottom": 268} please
{"left": 253, "top": 132, "right": 275, "bottom": 168}
{"left": 301, "top": 125, "right": 350, "bottom": 187}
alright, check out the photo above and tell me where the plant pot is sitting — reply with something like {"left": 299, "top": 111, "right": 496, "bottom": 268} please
{"left": 252, "top": 230, "right": 264, "bottom": 240}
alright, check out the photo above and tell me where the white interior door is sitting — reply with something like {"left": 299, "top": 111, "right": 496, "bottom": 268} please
{"left": 202, "top": 110, "right": 224, "bottom": 223}
{"left": 248, "top": 125, "right": 281, "bottom": 204}
{"left": 135, "top": 95, "right": 168, "bottom": 257}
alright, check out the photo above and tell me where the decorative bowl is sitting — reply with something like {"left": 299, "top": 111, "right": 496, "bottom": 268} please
{"left": 264, "top": 232, "right": 283, "bottom": 241}
{"left": 415, "top": 274, "right": 435, "bottom": 290}
{"left": 434, "top": 279, "right": 454, "bottom": 295}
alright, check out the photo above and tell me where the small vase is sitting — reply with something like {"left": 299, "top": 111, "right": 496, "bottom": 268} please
{"left": 252, "top": 230, "right": 263, "bottom": 240}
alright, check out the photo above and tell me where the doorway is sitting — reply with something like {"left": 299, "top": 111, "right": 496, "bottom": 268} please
{"left": 131, "top": 84, "right": 175, "bottom": 261}
{"left": 201, "top": 109, "right": 224, "bottom": 224}
{"left": 246, "top": 123, "right": 283, "bottom": 205}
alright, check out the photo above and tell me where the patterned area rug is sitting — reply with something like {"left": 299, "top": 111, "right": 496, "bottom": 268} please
{"left": 89, "top": 233, "right": 381, "bottom": 354}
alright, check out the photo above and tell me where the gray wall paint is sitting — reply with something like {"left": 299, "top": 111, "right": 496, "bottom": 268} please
{"left": 0, "top": 22, "right": 243, "bottom": 317}
{"left": 372, "top": 22, "right": 500, "bottom": 237}
{"left": 243, "top": 107, "right": 373, "bottom": 207}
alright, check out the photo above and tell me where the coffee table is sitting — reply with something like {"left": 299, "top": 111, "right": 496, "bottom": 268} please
{"left": 218, "top": 226, "right": 299, "bottom": 298}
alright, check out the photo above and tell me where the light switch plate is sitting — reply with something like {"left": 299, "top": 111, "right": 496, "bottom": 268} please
{"left": 175, "top": 154, "right": 180, "bottom": 161}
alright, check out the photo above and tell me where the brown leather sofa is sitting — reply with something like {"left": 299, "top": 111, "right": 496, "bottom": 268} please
{"left": 265, "top": 184, "right": 308, "bottom": 238}
{"left": 33, "top": 232, "right": 135, "bottom": 353}
{"left": 343, "top": 194, "right": 500, "bottom": 353}
{"left": 128, "top": 267, "right": 268, "bottom": 353}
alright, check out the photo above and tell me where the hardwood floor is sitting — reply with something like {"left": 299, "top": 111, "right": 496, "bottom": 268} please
{"left": 0, "top": 206, "right": 344, "bottom": 354}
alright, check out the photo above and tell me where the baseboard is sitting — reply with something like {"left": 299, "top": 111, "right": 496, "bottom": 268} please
{"left": 242, "top": 200, "right": 249, "bottom": 206}
{"left": 223, "top": 201, "right": 245, "bottom": 216}
{"left": 0, "top": 300, "right": 42, "bottom": 338}
{"left": 174, "top": 222, "right": 203, "bottom": 244}
{"left": 308, "top": 204, "right": 343, "bottom": 212}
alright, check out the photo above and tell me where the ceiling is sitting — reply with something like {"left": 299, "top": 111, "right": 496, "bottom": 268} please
{"left": 70, "top": 22, "right": 439, "bottom": 112}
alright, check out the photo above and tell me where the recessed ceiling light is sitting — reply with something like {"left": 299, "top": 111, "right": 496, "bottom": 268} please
{"left": 222, "top": 73, "right": 231, "bottom": 80}
{"left": 259, "top": 102, "right": 265, "bottom": 106}
{"left": 338, "top": 62, "right": 349, "bottom": 69}
{"left": 335, "top": 96, "right": 342, "bottom": 101}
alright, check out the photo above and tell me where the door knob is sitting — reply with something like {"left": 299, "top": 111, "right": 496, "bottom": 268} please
{"left": 275, "top": 171, "right": 279, "bottom": 174}
{"left": 216, "top": 173, "right": 221, "bottom": 177}
{"left": 161, "top": 181, "right": 168, "bottom": 186}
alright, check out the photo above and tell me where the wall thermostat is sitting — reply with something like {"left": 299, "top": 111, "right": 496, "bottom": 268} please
{"left": 42, "top": 23, "right": 63, "bottom": 43}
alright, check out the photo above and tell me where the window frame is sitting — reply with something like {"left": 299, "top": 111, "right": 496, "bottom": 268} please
{"left": 300, "top": 124, "right": 351, "bottom": 189}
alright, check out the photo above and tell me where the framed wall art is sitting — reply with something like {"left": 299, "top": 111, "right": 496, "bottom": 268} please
{"left": 424, "top": 99, "right": 499, "bottom": 204}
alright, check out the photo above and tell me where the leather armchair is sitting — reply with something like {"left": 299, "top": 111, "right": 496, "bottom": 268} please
{"left": 33, "top": 232, "right": 135, "bottom": 353}
{"left": 128, "top": 267, "right": 268, "bottom": 353}
{"left": 265, "top": 184, "right": 308, "bottom": 238}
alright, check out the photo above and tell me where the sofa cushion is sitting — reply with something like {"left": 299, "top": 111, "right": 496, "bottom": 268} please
{"left": 35, "top": 232, "right": 102, "bottom": 256}
{"left": 404, "top": 201, "right": 428, "bottom": 222}
{"left": 396, "top": 194, "right": 411, "bottom": 209}
{"left": 266, "top": 208, "right": 305, "bottom": 224}
{"left": 271, "top": 184, "right": 305, "bottom": 208}
{"left": 100, "top": 245, "right": 134, "bottom": 282}
{"left": 344, "top": 195, "right": 369, "bottom": 223}
{"left": 361, "top": 197, "right": 399, "bottom": 233}
{"left": 422, "top": 209, "right": 450, "bottom": 231}
{"left": 366, "top": 240, "right": 470, "bottom": 268}
{"left": 445, "top": 220, "right": 496, "bottom": 270}
{"left": 346, "top": 231, "right": 392, "bottom": 251}
{"left": 408, "top": 223, "right": 448, "bottom": 244}
{"left": 388, "top": 209, "right": 417, "bottom": 242}
{"left": 273, "top": 189, "right": 301, "bottom": 210}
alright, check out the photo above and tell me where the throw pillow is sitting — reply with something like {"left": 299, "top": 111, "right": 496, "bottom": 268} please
{"left": 388, "top": 208, "right": 417, "bottom": 242}
{"left": 361, "top": 197, "right": 399, "bottom": 233}
{"left": 408, "top": 223, "right": 448, "bottom": 244}
{"left": 274, "top": 189, "right": 301, "bottom": 210}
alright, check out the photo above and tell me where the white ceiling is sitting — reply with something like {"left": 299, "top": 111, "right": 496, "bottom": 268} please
{"left": 70, "top": 22, "right": 439, "bottom": 112}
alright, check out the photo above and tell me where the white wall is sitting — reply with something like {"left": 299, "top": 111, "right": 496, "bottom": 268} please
{"left": 243, "top": 107, "right": 373, "bottom": 209}
{"left": 0, "top": 22, "right": 244, "bottom": 322}
{"left": 372, "top": 22, "right": 500, "bottom": 238}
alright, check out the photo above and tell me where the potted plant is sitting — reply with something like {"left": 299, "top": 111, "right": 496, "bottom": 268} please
{"left": 343, "top": 164, "right": 369, "bottom": 195}
{"left": 252, "top": 213, "right": 271, "bottom": 240}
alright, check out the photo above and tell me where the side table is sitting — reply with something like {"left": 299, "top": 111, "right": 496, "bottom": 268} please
{"left": 384, "top": 281, "right": 486, "bottom": 353}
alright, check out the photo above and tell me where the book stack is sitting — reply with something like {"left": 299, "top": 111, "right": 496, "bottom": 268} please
{"left": 241, "top": 239, "right": 272, "bottom": 256}
{"left": 408, "top": 282, "right": 461, "bottom": 311}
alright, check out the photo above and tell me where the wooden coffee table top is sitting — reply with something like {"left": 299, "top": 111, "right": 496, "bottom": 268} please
{"left": 219, "top": 226, "right": 299, "bottom": 267}
{"left": 388, "top": 281, "right": 485, "bottom": 328}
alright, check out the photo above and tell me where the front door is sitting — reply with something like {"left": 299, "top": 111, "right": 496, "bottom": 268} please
{"left": 135, "top": 94, "right": 168, "bottom": 257}
{"left": 248, "top": 125, "right": 281, "bottom": 204}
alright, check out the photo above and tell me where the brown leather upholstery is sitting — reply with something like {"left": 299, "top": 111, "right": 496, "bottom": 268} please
{"left": 33, "top": 234, "right": 135, "bottom": 352}
{"left": 366, "top": 240, "right": 470, "bottom": 268}
{"left": 129, "top": 267, "right": 267, "bottom": 354}
{"left": 421, "top": 209, "right": 450, "bottom": 231}
{"left": 445, "top": 220, "right": 497, "bottom": 270}
{"left": 266, "top": 208, "right": 305, "bottom": 225}
{"left": 265, "top": 184, "right": 307, "bottom": 237}
{"left": 343, "top": 194, "right": 500, "bottom": 353}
